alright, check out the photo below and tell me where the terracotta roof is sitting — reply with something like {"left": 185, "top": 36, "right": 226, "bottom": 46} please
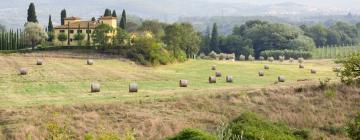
{"left": 99, "top": 16, "right": 117, "bottom": 20}
{"left": 54, "top": 21, "right": 99, "bottom": 29}
{"left": 64, "top": 16, "right": 81, "bottom": 20}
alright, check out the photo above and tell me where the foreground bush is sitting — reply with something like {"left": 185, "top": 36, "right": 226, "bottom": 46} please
{"left": 339, "top": 54, "right": 360, "bottom": 85}
{"left": 347, "top": 112, "right": 360, "bottom": 140}
{"left": 223, "top": 112, "right": 304, "bottom": 140}
{"left": 167, "top": 128, "right": 217, "bottom": 140}
{"left": 260, "top": 50, "right": 312, "bottom": 59}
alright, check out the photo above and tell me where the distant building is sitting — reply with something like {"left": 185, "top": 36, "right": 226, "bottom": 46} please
{"left": 53, "top": 16, "right": 117, "bottom": 46}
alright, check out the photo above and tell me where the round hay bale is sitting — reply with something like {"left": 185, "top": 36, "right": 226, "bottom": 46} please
{"left": 36, "top": 59, "right": 43, "bottom": 65}
{"left": 179, "top": 80, "right": 188, "bottom": 87}
{"left": 311, "top": 69, "right": 317, "bottom": 74}
{"left": 87, "top": 59, "right": 94, "bottom": 65}
{"left": 19, "top": 68, "right": 28, "bottom": 75}
{"left": 258, "top": 70, "right": 264, "bottom": 77}
{"left": 299, "top": 64, "right": 304, "bottom": 69}
{"left": 211, "top": 65, "right": 216, "bottom": 70}
{"left": 279, "top": 56, "right": 285, "bottom": 62}
{"left": 298, "top": 58, "right": 304, "bottom": 63}
{"left": 289, "top": 58, "right": 294, "bottom": 63}
{"left": 268, "top": 57, "right": 274, "bottom": 62}
{"left": 248, "top": 55, "right": 255, "bottom": 61}
{"left": 264, "top": 64, "right": 270, "bottom": 70}
{"left": 239, "top": 55, "right": 246, "bottom": 61}
{"left": 91, "top": 83, "right": 100, "bottom": 92}
{"left": 259, "top": 56, "right": 265, "bottom": 61}
{"left": 215, "top": 71, "right": 222, "bottom": 77}
{"left": 129, "top": 83, "right": 138, "bottom": 93}
{"left": 226, "top": 76, "right": 233, "bottom": 83}
{"left": 209, "top": 76, "right": 216, "bottom": 83}
{"left": 278, "top": 76, "right": 285, "bottom": 82}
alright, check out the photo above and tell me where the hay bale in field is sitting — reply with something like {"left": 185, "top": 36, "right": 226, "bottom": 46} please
{"left": 311, "top": 69, "right": 317, "bottom": 74}
{"left": 91, "top": 83, "right": 100, "bottom": 92}
{"left": 239, "top": 55, "right": 246, "bottom": 61}
{"left": 278, "top": 76, "right": 285, "bottom": 82}
{"left": 129, "top": 83, "right": 138, "bottom": 93}
{"left": 36, "top": 59, "right": 43, "bottom": 65}
{"left": 289, "top": 58, "right": 294, "bottom": 63}
{"left": 226, "top": 76, "right": 233, "bottom": 83}
{"left": 264, "top": 64, "right": 269, "bottom": 70}
{"left": 279, "top": 56, "right": 285, "bottom": 62}
{"left": 248, "top": 55, "right": 255, "bottom": 61}
{"left": 87, "top": 59, "right": 94, "bottom": 65}
{"left": 268, "top": 57, "right": 274, "bottom": 62}
{"left": 179, "top": 80, "right": 188, "bottom": 87}
{"left": 298, "top": 58, "right": 304, "bottom": 63}
{"left": 216, "top": 71, "right": 222, "bottom": 77}
{"left": 259, "top": 56, "right": 265, "bottom": 61}
{"left": 19, "top": 68, "right": 28, "bottom": 75}
{"left": 209, "top": 76, "right": 216, "bottom": 83}
{"left": 258, "top": 70, "right": 264, "bottom": 77}
{"left": 211, "top": 65, "right": 216, "bottom": 70}
{"left": 299, "top": 64, "right": 304, "bottom": 69}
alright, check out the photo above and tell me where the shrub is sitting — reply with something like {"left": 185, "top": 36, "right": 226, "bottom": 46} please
{"left": 339, "top": 54, "right": 360, "bottom": 85}
{"left": 167, "top": 128, "right": 217, "bottom": 140}
{"left": 260, "top": 50, "right": 312, "bottom": 59}
{"left": 347, "top": 112, "right": 360, "bottom": 140}
{"left": 222, "top": 112, "right": 302, "bottom": 140}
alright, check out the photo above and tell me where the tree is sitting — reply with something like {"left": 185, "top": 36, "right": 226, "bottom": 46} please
{"left": 60, "top": 9, "right": 67, "bottom": 25}
{"left": 0, "top": 24, "right": 5, "bottom": 32}
{"left": 104, "top": 9, "right": 112, "bottom": 16}
{"left": 57, "top": 33, "right": 67, "bottom": 46}
{"left": 24, "top": 22, "right": 47, "bottom": 50}
{"left": 139, "top": 20, "right": 166, "bottom": 39}
{"left": 119, "top": 9, "right": 127, "bottom": 30}
{"left": 339, "top": 54, "right": 360, "bottom": 85}
{"left": 112, "top": 10, "right": 117, "bottom": 17}
{"left": 91, "top": 17, "right": 96, "bottom": 22}
{"left": 219, "top": 35, "right": 253, "bottom": 58}
{"left": 48, "top": 15, "right": 53, "bottom": 32}
{"left": 125, "top": 22, "right": 139, "bottom": 32}
{"left": 74, "top": 33, "right": 85, "bottom": 46}
{"left": 27, "top": 3, "right": 38, "bottom": 23}
{"left": 200, "top": 26, "right": 211, "bottom": 55}
{"left": 92, "top": 24, "right": 113, "bottom": 50}
{"left": 210, "top": 23, "right": 220, "bottom": 53}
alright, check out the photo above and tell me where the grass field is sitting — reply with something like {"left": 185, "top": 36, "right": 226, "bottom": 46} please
{"left": 0, "top": 54, "right": 336, "bottom": 107}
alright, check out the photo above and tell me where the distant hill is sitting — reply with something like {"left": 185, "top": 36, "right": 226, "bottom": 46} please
{"left": 0, "top": 0, "right": 358, "bottom": 29}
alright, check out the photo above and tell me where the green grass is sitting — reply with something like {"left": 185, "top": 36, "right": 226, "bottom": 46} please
{"left": 0, "top": 56, "right": 336, "bottom": 107}
{"left": 312, "top": 45, "right": 360, "bottom": 59}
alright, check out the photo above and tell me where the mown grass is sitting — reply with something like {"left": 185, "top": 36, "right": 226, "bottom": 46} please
{"left": 0, "top": 55, "right": 336, "bottom": 107}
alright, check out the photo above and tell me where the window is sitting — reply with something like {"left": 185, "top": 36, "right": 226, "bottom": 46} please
{"left": 60, "top": 30, "right": 65, "bottom": 33}
{"left": 86, "top": 30, "right": 91, "bottom": 33}
{"left": 69, "top": 30, "right": 74, "bottom": 34}
{"left": 77, "top": 30, "right": 82, "bottom": 33}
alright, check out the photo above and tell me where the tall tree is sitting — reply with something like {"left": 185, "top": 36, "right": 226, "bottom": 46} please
{"left": 61, "top": 9, "right": 67, "bottom": 25}
{"left": 27, "top": 3, "right": 38, "bottom": 23}
{"left": 24, "top": 22, "right": 47, "bottom": 50}
{"left": 48, "top": 15, "right": 53, "bottom": 32}
{"left": 104, "top": 9, "right": 112, "bottom": 16}
{"left": 119, "top": 9, "right": 127, "bottom": 30}
{"left": 91, "top": 17, "right": 96, "bottom": 22}
{"left": 210, "top": 23, "right": 220, "bottom": 53}
{"left": 112, "top": 10, "right": 117, "bottom": 17}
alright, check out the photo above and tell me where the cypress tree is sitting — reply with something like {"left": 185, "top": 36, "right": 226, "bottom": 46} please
{"left": 104, "top": 9, "right": 112, "bottom": 16}
{"left": 61, "top": 9, "right": 67, "bottom": 25}
{"left": 210, "top": 23, "right": 219, "bottom": 53}
{"left": 48, "top": 15, "right": 53, "bottom": 32}
{"left": 67, "top": 22, "right": 70, "bottom": 46}
{"left": 87, "top": 22, "right": 90, "bottom": 46}
{"left": 119, "top": 9, "right": 126, "bottom": 29}
{"left": 112, "top": 10, "right": 117, "bottom": 17}
{"left": 27, "top": 3, "right": 38, "bottom": 23}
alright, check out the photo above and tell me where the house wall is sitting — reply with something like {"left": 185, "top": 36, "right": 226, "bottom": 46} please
{"left": 53, "top": 28, "right": 94, "bottom": 46}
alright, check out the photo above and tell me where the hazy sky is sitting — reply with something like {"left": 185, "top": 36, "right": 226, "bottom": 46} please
{"left": 202, "top": 0, "right": 360, "bottom": 9}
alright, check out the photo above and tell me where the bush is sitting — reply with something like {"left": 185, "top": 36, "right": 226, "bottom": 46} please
{"left": 260, "top": 50, "right": 312, "bottom": 59}
{"left": 167, "top": 128, "right": 217, "bottom": 140}
{"left": 222, "top": 112, "right": 303, "bottom": 140}
{"left": 347, "top": 112, "right": 360, "bottom": 140}
{"left": 339, "top": 54, "right": 360, "bottom": 85}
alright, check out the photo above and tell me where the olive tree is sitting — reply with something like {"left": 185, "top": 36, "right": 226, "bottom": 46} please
{"left": 24, "top": 22, "right": 47, "bottom": 50}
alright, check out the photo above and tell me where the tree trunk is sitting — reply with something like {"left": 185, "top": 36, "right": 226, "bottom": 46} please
{"left": 31, "top": 41, "right": 35, "bottom": 50}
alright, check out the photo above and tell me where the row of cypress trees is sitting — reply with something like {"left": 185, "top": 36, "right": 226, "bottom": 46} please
{"left": 0, "top": 30, "right": 27, "bottom": 50}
